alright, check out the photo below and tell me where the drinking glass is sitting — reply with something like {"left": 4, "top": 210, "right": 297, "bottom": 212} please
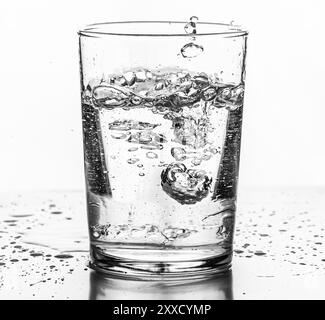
{"left": 78, "top": 21, "right": 248, "bottom": 279}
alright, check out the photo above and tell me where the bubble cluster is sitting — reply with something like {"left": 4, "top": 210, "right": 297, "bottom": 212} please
{"left": 161, "top": 227, "right": 195, "bottom": 241}
{"left": 90, "top": 69, "right": 244, "bottom": 112}
{"left": 109, "top": 119, "right": 159, "bottom": 131}
{"left": 91, "top": 224, "right": 111, "bottom": 239}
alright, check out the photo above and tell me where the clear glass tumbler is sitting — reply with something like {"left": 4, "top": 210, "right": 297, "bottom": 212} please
{"left": 78, "top": 21, "right": 248, "bottom": 279}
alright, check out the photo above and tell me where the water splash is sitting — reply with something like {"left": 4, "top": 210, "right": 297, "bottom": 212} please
{"left": 161, "top": 163, "right": 212, "bottom": 204}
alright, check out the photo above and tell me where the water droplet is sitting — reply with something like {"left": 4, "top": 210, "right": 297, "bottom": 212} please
{"left": 139, "top": 173, "right": 145, "bottom": 177}
{"left": 184, "top": 23, "right": 196, "bottom": 34}
{"left": 51, "top": 211, "right": 62, "bottom": 215}
{"left": 10, "top": 214, "right": 33, "bottom": 218}
{"left": 30, "top": 253, "right": 43, "bottom": 257}
{"left": 181, "top": 43, "right": 204, "bottom": 58}
{"left": 254, "top": 251, "right": 266, "bottom": 256}
{"left": 184, "top": 16, "right": 199, "bottom": 34}
{"left": 54, "top": 254, "right": 73, "bottom": 259}
{"left": 137, "top": 164, "right": 143, "bottom": 168}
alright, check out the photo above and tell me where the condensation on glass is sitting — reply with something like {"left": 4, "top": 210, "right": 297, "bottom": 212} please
{"left": 78, "top": 21, "right": 248, "bottom": 280}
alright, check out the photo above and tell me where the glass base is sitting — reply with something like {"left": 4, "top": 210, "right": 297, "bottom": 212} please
{"left": 90, "top": 243, "right": 232, "bottom": 281}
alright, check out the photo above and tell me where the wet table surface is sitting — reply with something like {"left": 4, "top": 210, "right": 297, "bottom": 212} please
{"left": 0, "top": 187, "right": 324, "bottom": 300}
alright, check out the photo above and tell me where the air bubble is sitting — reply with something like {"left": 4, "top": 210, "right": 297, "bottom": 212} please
{"left": 191, "top": 158, "right": 202, "bottom": 166}
{"left": 127, "top": 158, "right": 139, "bottom": 164}
{"left": 111, "top": 133, "right": 128, "bottom": 139}
{"left": 202, "top": 87, "right": 217, "bottom": 101}
{"left": 123, "top": 71, "right": 136, "bottom": 86}
{"left": 128, "top": 132, "right": 153, "bottom": 144}
{"left": 140, "top": 144, "right": 163, "bottom": 150}
{"left": 131, "top": 96, "right": 142, "bottom": 105}
{"left": 162, "top": 227, "right": 193, "bottom": 241}
{"left": 146, "top": 151, "right": 158, "bottom": 159}
{"left": 154, "top": 133, "right": 167, "bottom": 143}
{"left": 171, "top": 147, "right": 187, "bottom": 161}
{"left": 92, "top": 85, "right": 129, "bottom": 108}
{"left": 135, "top": 70, "right": 147, "bottom": 82}
{"left": 155, "top": 81, "right": 165, "bottom": 90}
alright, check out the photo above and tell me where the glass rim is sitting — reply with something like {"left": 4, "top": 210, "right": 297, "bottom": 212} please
{"left": 78, "top": 20, "right": 248, "bottom": 38}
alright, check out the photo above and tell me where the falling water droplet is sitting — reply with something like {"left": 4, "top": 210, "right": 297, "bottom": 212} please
{"left": 181, "top": 16, "right": 203, "bottom": 58}
{"left": 184, "top": 16, "right": 199, "bottom": 34}
{"left": 181, "top": 43, "right": 204, "bottom": 58}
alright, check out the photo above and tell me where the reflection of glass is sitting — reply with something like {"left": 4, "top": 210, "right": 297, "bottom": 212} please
{"left": 79, "top": 21, "right": 248, "bottom": 279}
{"left": 89, "top": 271, "right": 233, "bottom": 300}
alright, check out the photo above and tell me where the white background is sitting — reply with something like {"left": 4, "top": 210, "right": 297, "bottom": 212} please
{"left": 0, "top": 0, "right": 324, "bottom": 191}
